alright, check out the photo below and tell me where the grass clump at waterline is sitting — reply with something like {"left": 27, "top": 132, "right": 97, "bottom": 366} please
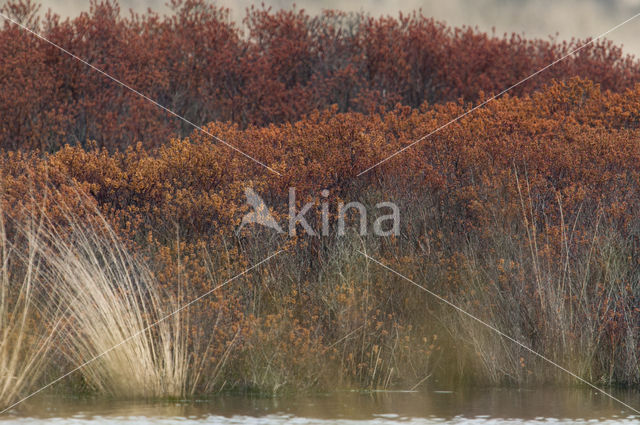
{"left": 33, "top": 201, "right": 191, "bottom": 399}
{"left": 0, "top": 194, "right": 200, "bottom": 408}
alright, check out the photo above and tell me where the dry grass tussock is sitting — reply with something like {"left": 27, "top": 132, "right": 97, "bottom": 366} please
{"left": 0, "top": 192, "right": 195, "bottom": 404}
{"left": 31, "top": 200, "right": 191, "bottom": 398}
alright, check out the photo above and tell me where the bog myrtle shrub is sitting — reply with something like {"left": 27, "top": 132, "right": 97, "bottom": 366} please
{"left": 2, "top": 0, "right": 640, "bottom": 395}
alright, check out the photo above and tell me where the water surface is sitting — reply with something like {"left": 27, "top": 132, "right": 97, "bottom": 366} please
{"left": 2, "top": 387, "right": 638, "bottom": 424}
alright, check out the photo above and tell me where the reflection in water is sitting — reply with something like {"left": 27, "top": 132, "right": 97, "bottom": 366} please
{"left": 1, "top": 387, "right": 639, "bottom": 424}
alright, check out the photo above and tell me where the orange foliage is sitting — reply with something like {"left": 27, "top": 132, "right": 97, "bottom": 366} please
{"left": 2, "top": 78, "right": 640, "bottom": 387}
{"left": 2, "top": 1, "right": 640, "bottom": 389}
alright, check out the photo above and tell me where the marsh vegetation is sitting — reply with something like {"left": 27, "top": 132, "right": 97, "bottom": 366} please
{"left": 1, "top": 0, "right": 640, "bottom": 414}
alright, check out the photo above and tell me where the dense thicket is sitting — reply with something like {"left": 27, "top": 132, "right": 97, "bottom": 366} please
{"left": 1, "top": 0, "right": 638, "bottom": 151}
{"left": 2, "top": 0, "right": 640, "bottom": 402}
{"left": 3, "top": 78, "right": 640, "bottom": 393}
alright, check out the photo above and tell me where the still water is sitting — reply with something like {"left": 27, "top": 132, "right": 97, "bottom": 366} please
{"left": 1, "top": 388, "right": 639, "bottom": 424}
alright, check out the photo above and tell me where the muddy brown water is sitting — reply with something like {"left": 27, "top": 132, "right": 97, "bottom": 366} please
{"left": 1, "top": 387, "right": 638, "bottom": 424}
